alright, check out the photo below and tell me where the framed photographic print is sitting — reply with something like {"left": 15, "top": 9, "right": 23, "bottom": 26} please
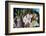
{"left": 5, "top": 1, "right": 45, "bottom": 35}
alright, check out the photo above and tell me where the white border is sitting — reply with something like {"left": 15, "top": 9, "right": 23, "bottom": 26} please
{"left": 8, "top": 3, "right": 43, "bottom": 33}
